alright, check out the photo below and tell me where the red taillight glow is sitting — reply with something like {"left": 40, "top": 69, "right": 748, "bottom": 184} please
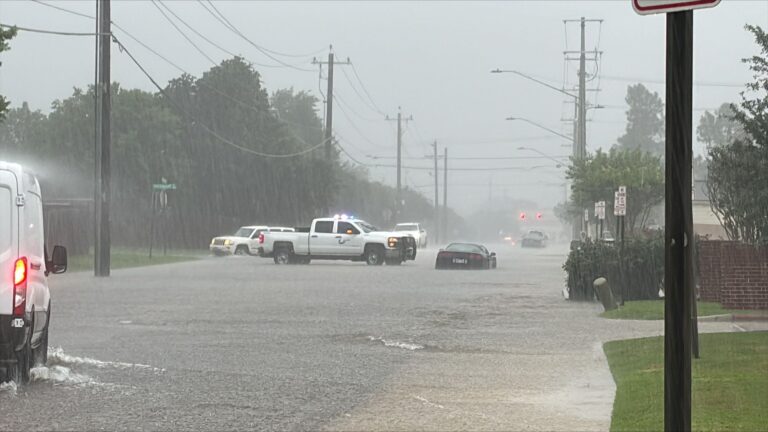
{"left": 13, "top": 257, "right": 27, "bottom": 316}
{"left": 470, "top": 253, "right": 483, "bottom": 261}
{"left": 14, "top": 258, "right": 26, "bottom": 286}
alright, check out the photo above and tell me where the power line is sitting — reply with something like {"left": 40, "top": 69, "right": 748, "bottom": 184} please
{"left": 339, "top": 65, "right": 384, "bottom": 116}
{"left": 150, "top": 0, "right": 217, "bottom": 66}
{"left": 156, "top": 0, "right": 241, "bottom": 60}
{"left": 0, "top": 23, "right": 104, "bottom": 37}
{"left": 368, "top": 155, "right": 571, "bottom": 161}
{"left": 29, "top": 0, "right": 95, "bottom": 19}
{"left": 198, "top": 0, "right": 315, "bottom": 72}
{"left": 333, "top": 95, "right": 386, "bottom": 150}
{"left": 112, "top": 35, "right": 328, "bottom": 158}
{"left": 350, "top": 63, "right": 386, "bottom": 115}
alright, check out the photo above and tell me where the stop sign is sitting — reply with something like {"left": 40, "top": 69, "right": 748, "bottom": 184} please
{"left": 632, "top": 0, "right": 721, "bottom": 15}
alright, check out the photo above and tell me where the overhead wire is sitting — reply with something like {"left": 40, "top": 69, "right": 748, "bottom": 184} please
{"left": 113, "top": 34, "right": 327, "bottom": 158}
{"left": 155, "top": 0, "right": 242, "bottom": 61}
{"left": 339, "top": 66, "right": 384, "bottom": 117}
{"left": 198, "top": 0, "right": 316, "bottom": 72}
{"left": 0, "top": 23, "right": 104, "bottom": 36}
{"left": 150, "top": 0, "right": 217, "bottom": 66}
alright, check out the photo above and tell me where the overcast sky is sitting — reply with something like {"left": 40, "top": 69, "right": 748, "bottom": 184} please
{"left": 1, "top": 1, "right": 766, "bottom": 216}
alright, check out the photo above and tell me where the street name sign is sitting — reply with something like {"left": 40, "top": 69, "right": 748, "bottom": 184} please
{"left": 632, "top": 0, "right": 721, "bottom": 15}
{"left": 152, "top": 183, "right": 177, "bottom": 191}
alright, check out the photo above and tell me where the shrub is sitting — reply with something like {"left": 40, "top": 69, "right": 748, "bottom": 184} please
{"left": 564, "top": 234, "right": 663, "bottom": 302}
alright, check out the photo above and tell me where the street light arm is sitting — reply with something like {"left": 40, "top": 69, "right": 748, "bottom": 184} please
{"left": 518, "top": 146, "right": 570, "bottom": 165}
{"left": 493, "top": 69, "right": 579, "bottom": 100}
{"left": 506, "top": 117, "right": 574, "bottom": 144}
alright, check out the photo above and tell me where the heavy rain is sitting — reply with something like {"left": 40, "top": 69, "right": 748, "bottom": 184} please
{"left": 0, "top": 1, "right": 766, "bottom": 431}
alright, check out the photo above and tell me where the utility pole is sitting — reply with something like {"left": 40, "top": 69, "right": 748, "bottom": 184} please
{"left": 432, "top": 141, "right": 439, "bottom": 245}
{"left": 386, "top": 107, "right": 413, "bottom": 218}
{"left": 442, "top": 147, "right": 448, "bottom": 242}
{"left": 578, "top": 17, "right": 587, "bottom": 160}
{"left": 312, "top": 47, "right": 351, "bottom": 160}
{"left": 94, "top": 0, "right": 111, "bottom": 277}
{"left": 563, "top": 16, "right": 603, "bottom": 240}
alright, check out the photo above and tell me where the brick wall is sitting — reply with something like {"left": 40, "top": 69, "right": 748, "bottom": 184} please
{"left": 697, "top": 241, "right": 768, "bottom": 310}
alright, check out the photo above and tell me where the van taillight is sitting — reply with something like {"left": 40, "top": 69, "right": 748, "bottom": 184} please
{"left": 259, "top": 233, "right": 265, "bottom": 244}
{"left": 13, "top": 257, "right": 27, "bottom": 316}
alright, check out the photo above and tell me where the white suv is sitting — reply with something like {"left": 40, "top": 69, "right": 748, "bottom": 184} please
{"left": 1, "top": 162, "right": 67, "bottom": 384}
{"left": 393, "top": 223, "right": 428, "bottom": 248}
{"left": 210, "top": 225, "right": 295, "bottom": 256}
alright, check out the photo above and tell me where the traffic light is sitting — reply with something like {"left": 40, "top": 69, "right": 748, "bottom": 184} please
{"left": 536, "top": 212, "right": 542, "bottom": 220}
{"left": 519, "top": 212, "right": 526, "bottom": 221}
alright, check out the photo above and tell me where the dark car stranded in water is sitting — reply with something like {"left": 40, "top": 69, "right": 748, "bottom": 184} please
{"left": 1, "top": 162, "right": 67, "bottom": 384}
{"left": 435, "top": 243, "right": 497, "bottom": 270}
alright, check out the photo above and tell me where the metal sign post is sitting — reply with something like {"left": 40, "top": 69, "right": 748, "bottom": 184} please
{"left": 633, "top": 1, "right": 718, "bottom": 429}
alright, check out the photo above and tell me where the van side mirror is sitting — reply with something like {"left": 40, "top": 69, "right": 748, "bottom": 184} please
{"left": 49, "top": 245, "right": 67, "bottom": 274}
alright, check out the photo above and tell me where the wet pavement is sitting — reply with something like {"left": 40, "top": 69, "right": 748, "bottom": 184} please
{"left": 1, "top": 243, "right": 761, "bottom": 431}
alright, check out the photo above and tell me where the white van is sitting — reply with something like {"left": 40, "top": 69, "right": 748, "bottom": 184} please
{"left": 0, "top": 161, "right": 67, "bottom": 384}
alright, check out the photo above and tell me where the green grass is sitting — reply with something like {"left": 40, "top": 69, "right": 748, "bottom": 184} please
{"left": 600, "top": 300, "right": 738, "bottom": 320}
{"left": 68, "top": 249, "right": 201, "bottom": 272}
{"left": 604, "top": 332, "right": 768, "bottom": 432}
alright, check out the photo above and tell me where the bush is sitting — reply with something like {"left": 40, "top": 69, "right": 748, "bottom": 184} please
{"left": 564, "top": 234, "right": 663, "bottom": 302}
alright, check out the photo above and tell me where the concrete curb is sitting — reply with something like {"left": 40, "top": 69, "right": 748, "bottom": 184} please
{"left": 698, "top": 313, "right": 768, "bottom": 323}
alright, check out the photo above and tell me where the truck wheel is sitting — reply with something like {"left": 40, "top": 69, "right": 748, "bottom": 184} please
{"left": 234, "top": 245, "right": 249, "bottom": 256}
{"left": 365, "top": 246, "right": 385, "bottom": 266}
{"left": 6, "top": 339, "right": 31, "bottom": 384}
{"left": 274, "top": 248, "right": 292, "bottom": 265}
{"left": 33, "top": 306, "right": 50, "bottom": 367}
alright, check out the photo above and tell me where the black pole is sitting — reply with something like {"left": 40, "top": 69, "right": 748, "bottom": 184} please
{"left": 664, "top": 10, "right": 694, "bottom": 432}
{"left": 94, "top": 0, "right": 111, "bottom": 277}
{"left": 325, "top": 52, "right": 334, "bottom": 161}
{"left": 396, "top": 110, "right": 402, "bottom": 217}
{"left": 442, "top": 147, "right": 448, "bottom": 242}
{"left": 433, "top": 141, "right": 439, "bottom": 245}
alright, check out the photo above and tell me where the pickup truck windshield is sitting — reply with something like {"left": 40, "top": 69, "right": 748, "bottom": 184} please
{"left": 356, "top": 221, "right": 377, "bottom": 233}
{"left": 234, "top": 227, "right": 255, "bottom": 238}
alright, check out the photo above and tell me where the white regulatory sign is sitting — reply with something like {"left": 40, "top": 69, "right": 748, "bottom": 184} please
{"left": 633, "top": 0, "right": 721, "bottom": 15}
{"left": 615, "top": 185, "right": 627, "bottom": 216}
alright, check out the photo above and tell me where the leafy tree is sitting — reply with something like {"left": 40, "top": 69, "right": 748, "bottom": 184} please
{"left": 616, "top": 84, "right": 664, "bottom": 155}
{"left": 567, "top": 148, "right": 664, "bottom": 232}
{"left": 0, "top": 26, "right": 17, "bottom": 121}
{"left": 697, "top": 103, "right": 746, "bottom": 149}
{"left": 708, "top": 25, "right": 768, "bottom": 245}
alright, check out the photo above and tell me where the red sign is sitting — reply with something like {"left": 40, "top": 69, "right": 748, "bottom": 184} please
{"left": 633, "top": 0, "right": 720, "bottom": 15}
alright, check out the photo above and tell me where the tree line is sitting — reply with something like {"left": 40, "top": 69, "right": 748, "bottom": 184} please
{"left": 0, "top": 56, "right": 451, "bottom": 249}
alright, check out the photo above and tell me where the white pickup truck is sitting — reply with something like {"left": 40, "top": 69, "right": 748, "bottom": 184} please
{"left": 258, "top": 217, "right": 417, "bottom": 265}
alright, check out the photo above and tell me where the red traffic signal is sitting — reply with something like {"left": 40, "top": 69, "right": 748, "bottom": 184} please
{"left": 536, "top": 212, "right": 542, "bottom": 220}
{"left": 519, "top": 212, "right": 526, "bottom": 221}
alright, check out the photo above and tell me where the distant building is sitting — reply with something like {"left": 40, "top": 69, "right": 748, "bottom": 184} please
{"left": 693, "top": 178, "right": 728, "bottom": 239}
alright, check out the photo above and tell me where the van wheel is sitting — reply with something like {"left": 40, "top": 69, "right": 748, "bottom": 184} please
{"left": 274, "top": 248, "right": 292, "bottom": 265}
{"left": 32, "top": 327, "right": 49, "bottom": 367}
{"left": 234, "top": 245, "right": 249, "bottom": 256}
{"left": 365, "top": 246, "right": 385, "bottom": 266}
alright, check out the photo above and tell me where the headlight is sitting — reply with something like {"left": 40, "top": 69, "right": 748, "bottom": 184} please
{"left": 224, "top": 239, "right": 234, "bottom": 246}
{"left": 388, "top": 237, "right": 399, "bottom": 248}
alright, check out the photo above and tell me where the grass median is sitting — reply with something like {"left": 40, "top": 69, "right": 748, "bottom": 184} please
{"left": 600, "top": 300, "right": 737, "bottom": 320}
{"left": 604, "top": 332, "right": 768, "bottom": 432}
{"left": 68, "top": 249, "right": 202, "bottom": 272}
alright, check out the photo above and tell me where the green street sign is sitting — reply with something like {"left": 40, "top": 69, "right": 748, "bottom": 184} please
{"left": 152, "top": 183, "right": 177, "bottom": 191}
